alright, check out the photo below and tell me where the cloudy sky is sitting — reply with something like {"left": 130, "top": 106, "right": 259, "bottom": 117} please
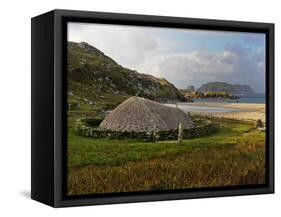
{"left": 68, "top": 22, "right": 266, "bottom": 93}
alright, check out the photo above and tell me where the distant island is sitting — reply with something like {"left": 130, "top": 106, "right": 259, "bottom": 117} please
{"left": 197, "top": 82, "right": 254, "bottom": 94}
{"left": 181, "top": 82, "right": 254, "bottom": 102}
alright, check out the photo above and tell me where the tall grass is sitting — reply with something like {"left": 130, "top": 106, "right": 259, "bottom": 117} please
{"left": 67, "top": 118, "right": 266, "bottom": 195}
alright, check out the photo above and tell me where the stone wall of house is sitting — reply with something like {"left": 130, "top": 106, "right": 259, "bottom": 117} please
{"left": 74, "top": 118, "right": 218, "bottom": 142}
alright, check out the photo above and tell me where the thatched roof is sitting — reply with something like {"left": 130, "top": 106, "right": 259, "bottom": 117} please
{"left": 99, "top": 96, "right": 193, "bottom": 132}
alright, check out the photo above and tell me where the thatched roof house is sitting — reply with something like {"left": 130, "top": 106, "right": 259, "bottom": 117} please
{"left": 99, "top": 96, "right": 193, "bottom": 132}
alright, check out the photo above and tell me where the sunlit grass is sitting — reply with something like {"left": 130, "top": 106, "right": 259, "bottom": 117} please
{"left": 67, "top": 118, "right": 266, "bottom": 195}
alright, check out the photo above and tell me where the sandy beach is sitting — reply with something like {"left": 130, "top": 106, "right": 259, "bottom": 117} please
{"left": 177, "top": 102, "right": 266, "bottom": 122}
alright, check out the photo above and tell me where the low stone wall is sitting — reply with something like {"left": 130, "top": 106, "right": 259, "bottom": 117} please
{"left": 74, "top": 118, "right": 218, "bottom": 142}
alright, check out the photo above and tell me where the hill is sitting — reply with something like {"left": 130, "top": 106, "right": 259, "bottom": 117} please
{"left": 197, "top": 82, "right": 254, "bottom": 94}
{"left": 67, "top": 42, "right": 186, "bottom": 104}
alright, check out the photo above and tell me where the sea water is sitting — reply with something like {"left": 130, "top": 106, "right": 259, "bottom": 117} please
{"left": 165, "top": 93, "right": 265, "bottom": 113}
{"left": 193, "top": 93, "right": 265, "bottom": 104}
{"left": 165, "top": 103, "right": 242, "bottom": 113}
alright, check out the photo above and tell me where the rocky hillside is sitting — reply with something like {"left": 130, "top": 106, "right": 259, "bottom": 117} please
{"left": 67, "top": 42, "right": 186, "bottom": 102}
{"left": 197, "top": 82, "right": 254, "bottom": 94}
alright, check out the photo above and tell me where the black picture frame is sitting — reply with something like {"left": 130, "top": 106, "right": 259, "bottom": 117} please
{"left": 31, "top": 9, "right": 274, "bottom": 207}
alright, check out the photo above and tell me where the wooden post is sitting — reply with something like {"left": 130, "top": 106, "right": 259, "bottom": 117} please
{"left": 256, "top": 119, "right": 263, "bottom": 128}
{"left": 153, "top": 131, "right": 157, "bottom": 143}
{"left": 178, "top": 122, "right": 183, "bottom": 144}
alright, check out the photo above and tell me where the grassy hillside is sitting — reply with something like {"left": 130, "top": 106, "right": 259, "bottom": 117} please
{"left": 67, "top": 41, "right": 186, "bottom": 108}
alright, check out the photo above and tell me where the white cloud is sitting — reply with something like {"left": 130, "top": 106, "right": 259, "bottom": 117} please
{"left": 136, "top": 51, "right": 236, "bottom": 88}
{"left": 136, "top": 48, "right": 265, "bottom": 91}
{"left": 68, "top": 22, "right": 157, "bottom": 69}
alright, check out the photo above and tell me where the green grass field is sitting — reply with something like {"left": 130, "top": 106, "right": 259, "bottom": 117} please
{"left": 67, "top": 117, "right": 266, "bottom": 195}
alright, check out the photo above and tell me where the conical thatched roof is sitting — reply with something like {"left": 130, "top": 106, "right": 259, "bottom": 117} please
{"left": 99, "top": 96, "right": 193, "bottom": 132}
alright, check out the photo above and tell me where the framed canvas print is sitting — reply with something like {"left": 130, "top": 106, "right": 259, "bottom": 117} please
{"left": 31, "top": 9, "right": 274, "bottom": 207}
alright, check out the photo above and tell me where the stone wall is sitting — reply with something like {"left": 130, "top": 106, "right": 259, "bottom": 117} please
{"left": 74, "top": 118, "right": 218, "bottom": 142}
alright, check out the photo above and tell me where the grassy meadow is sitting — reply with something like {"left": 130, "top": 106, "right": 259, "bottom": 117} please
{"left": 67, "top": 115, "right": 266, "bottom": 195}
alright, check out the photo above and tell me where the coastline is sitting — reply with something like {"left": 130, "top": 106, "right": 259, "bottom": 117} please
{"left": 178, "top": 102, "right": 266, "bottom": 122}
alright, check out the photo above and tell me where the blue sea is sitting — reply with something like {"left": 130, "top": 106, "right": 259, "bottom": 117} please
{"left": 193, "top": 93, "right": 265, "bottom": 104}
